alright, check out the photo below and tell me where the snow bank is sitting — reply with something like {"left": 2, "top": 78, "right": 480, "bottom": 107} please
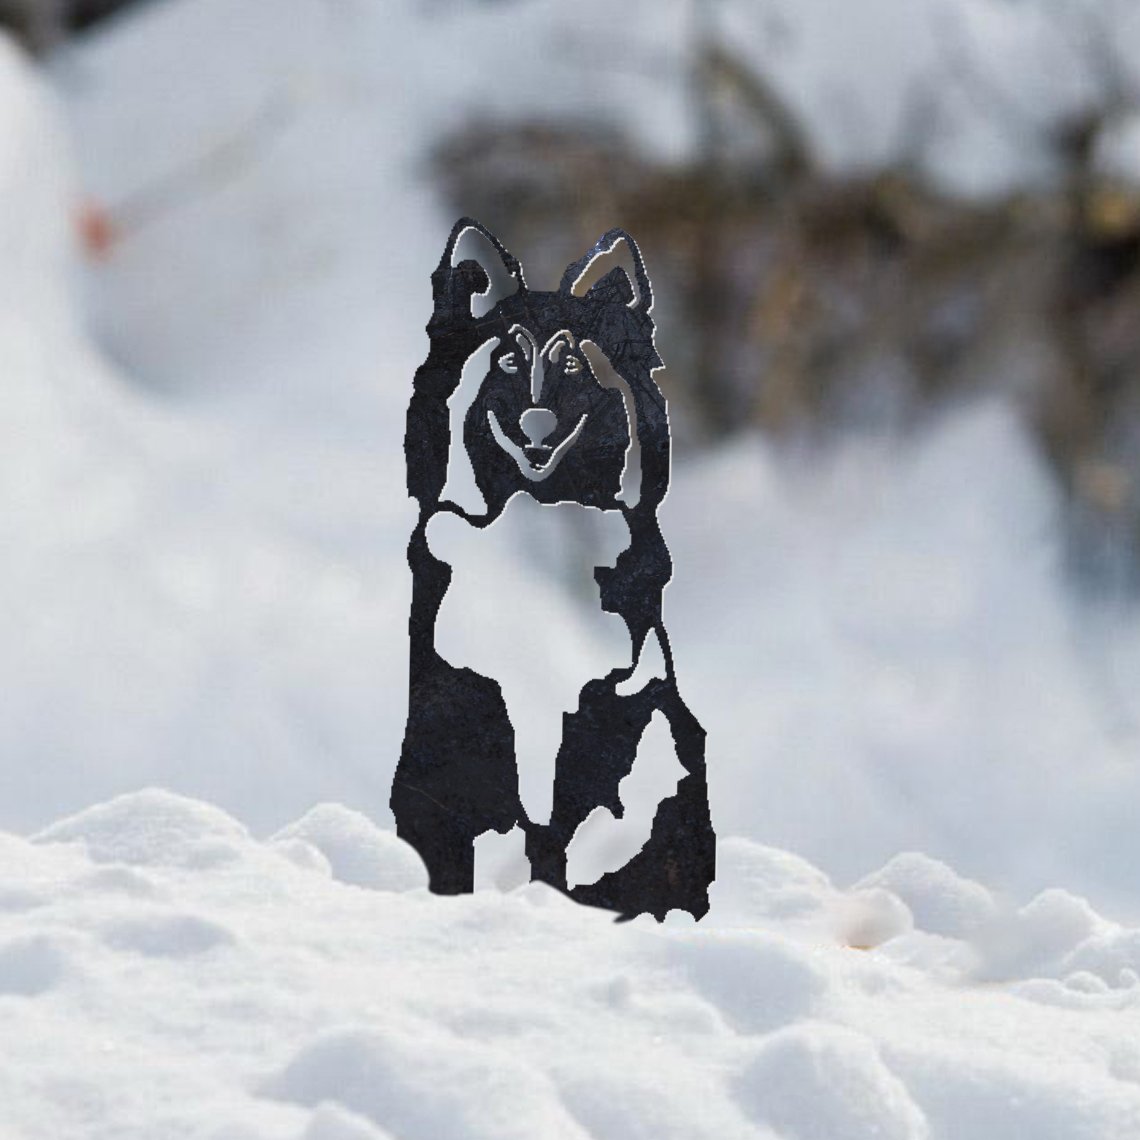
{"left": 4, "top": 792, "right": 1140, "bottom": 1139}
{"left": 0, "top": 21, "right": 410, "bottom": 835}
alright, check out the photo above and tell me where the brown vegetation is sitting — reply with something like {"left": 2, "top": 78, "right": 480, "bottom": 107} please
{"left": 433, "top": 36, "right": 1140, "bottom": 584}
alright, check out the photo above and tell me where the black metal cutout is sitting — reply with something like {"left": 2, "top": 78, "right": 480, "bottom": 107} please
{"left": 393, "top": 219, "right": 716, "bottom": 920}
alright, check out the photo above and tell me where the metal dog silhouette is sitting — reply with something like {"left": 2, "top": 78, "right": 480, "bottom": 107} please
{"left": 393, "top": 219, "right": 715, "bottom": 920}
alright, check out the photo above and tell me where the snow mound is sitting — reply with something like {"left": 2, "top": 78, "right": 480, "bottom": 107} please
{"left": 971, "top": 887, "right": 1140, "bottom": 989}
{"left": 669, "top": 930, "right": 831, "bottom": 1035}
{"left": 271, "top": 804, "right": 428, "bottom": 892}
{"left": 267, "top": 1023, "right": 586, "bottom": 1140}
{"left": 5, "top": 792, "right": 1140, "bottom": 1138}
{"left": 892, "top": 1043, "right": 1140, "bottom": 1140}
{"left": 711, "top": 839, "right": 913, "bottom": 949}
{"left": 734, "top": 1023, "right": 930, "bottom": 1140}
{"left": 711, "top": 838, "right": 834, "bottom": 923}
{"left": 856, "top": 853, "right": 997, "bottom": 940}
{"left": 33, "top": 787, "right": 250, "bottom": 867}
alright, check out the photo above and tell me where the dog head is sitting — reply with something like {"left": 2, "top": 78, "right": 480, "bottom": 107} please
{"left": 409, "top": 219, "right": 669, "bottom": 519}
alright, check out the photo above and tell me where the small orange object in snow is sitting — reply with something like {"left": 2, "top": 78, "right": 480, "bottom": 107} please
{"left": 76, "top": 199, "right": 117, "bottom": 260}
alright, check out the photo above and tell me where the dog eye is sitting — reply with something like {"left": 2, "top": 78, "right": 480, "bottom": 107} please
{"left": 499, "top": 353, "right": 518, "bottom": 374}
{"left": 564, "top": 356, "right": 582, "bottom": 375}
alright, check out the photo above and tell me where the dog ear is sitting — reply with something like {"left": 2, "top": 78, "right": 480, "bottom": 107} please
{"left": 559, "top": 229, "right": 653, "bottom": 314}
{"left": 435, "top": 218, "right": 524, "bottom": 321}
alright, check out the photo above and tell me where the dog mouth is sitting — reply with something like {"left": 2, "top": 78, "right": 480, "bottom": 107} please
{"left": 487, "top": 409, "right": 588, "bottom": 481}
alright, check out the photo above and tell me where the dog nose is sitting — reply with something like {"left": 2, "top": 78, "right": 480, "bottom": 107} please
{"left": 519, "top": 407, "right": 558, "bottom": 449}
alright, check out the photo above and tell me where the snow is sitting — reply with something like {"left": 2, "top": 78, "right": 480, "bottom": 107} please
{"left": 271, "top": 804, "right": 429, "bottom": 892}
{"left": 6, "top": 789, "right": 1140, "bottom": 1139}
{"left": 854, "top": 852, "right": 997, "bottom": 940}
{"left": 1, "top": 0, "right": 1140, "bottom": 1133}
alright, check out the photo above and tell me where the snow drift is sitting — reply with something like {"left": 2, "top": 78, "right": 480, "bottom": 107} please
{"left": 5, "top": 789, "right": 1140, "bottom": 1140}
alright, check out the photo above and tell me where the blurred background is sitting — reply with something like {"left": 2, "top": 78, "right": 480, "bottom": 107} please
{"left": 5, "top": 0, "right": 1140, "bottom": 915}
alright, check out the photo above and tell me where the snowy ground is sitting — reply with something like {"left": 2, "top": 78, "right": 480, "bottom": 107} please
{"left": 7, "top": 788, "right": 1140, "bottom": 1140}
{"left": 3, "top": 0, "right": 1140, "bottom": 1134}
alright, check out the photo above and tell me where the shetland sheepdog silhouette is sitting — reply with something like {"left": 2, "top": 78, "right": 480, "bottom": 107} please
{"left": 393, "top": 219, "right": 715, "bottom": 920}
